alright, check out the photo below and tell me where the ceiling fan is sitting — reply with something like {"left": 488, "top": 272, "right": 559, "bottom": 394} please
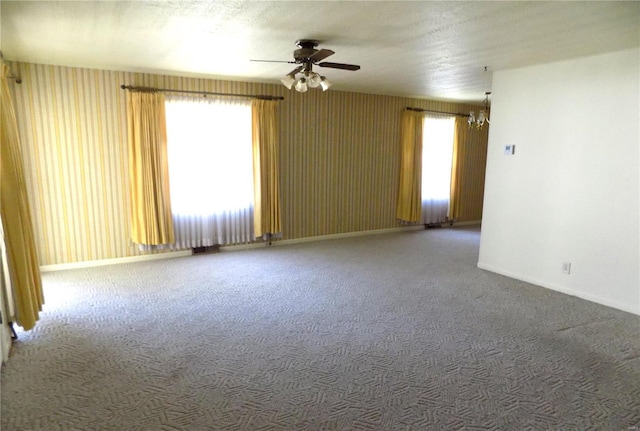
{"left": 252, "top": 39, "right": 361, "bottom": 92}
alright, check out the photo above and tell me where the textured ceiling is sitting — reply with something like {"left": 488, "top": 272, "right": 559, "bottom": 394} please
{"left": 1, "top": 1, "right": 638, "bottom": 103}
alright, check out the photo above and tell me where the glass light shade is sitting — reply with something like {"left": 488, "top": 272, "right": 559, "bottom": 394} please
{"left": 307, "top": 72, "right": 322, "bottom": 88}
{"left": 295, "top": 77, "right": 308, "bottom": 93}
{"left": 320, "top": 76, "right": 332, "bottom": 91}
{"left": 468, "top": 111, "right": 476, "bottom": 127}
{"left": 280, "top": 74, "right": 295, "bottom": 90}
{"left": 477, "top": 110, "right": 486, "bottom": 125}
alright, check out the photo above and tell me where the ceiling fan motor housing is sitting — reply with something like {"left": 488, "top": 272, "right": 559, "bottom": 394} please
{"left": 294, "top": 39, "right": 320, "bottom": 62}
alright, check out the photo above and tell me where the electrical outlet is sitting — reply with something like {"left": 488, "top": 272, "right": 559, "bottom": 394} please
{"left": 562, "top": 262, "right": 572, "bottom": 275}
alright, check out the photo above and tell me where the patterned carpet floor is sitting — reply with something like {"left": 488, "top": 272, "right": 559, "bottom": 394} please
{"left": 2, "top": 226, "right": 639, "bottom": 430}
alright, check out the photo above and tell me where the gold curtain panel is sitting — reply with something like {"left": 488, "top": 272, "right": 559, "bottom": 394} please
{"left": 252, "top": 99, "right": 282, "bottom": 237}
{"left": 126, "top": 91, "right": 175, "bottom": 246}
{"left": 0, "top": 64, "right": 44, "bottom": 330}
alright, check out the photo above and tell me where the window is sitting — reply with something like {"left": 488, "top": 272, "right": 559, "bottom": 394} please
{"left": 421, "top": 116, "right": 455, "bottom": 223}
{"left": 165, "top": 95, "right": 254, "bottom": 248}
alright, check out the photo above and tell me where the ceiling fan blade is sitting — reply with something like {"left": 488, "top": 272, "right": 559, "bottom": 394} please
{"left": 309, "top": 49, "right": 335, "bottom": 62}
{"left": 318, "top": 62, "right": 361, "bottom": 71}
{"left": 250, "top": 59, "right": 296, "bottom": 64}
{"left": 286, "top": 66, "right": 304, "bottom": 76}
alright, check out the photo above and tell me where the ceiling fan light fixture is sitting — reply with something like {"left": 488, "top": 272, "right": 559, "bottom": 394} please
{"left": 281, "top": 74, "right": 296, "bottom": 89}
{"left": 320, "top": 76, "right": 332, "bottom": 91}
{"left": 295, "top": 77, "right": 308, "bottom": 93}
{"left": 269, "top": 40, "right": 360, "bottom": 93}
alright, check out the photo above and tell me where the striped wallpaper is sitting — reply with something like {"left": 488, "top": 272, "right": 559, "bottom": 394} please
{"left": 9, "top": 62, "right": 488, "bottom": 265}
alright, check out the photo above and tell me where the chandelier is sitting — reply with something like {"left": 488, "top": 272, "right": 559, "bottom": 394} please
{"left": 281, "top": 68, "right": 332, "bottom": 93}
{"left": 468, "top": 92, "right": 491, "bottom": 129}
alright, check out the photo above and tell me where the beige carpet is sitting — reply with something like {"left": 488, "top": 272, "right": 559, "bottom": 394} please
{"left": 2, "top": 226, "right": 639, "bottom": 430}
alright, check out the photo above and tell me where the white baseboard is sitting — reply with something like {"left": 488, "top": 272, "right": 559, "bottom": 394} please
{"left": 219, "top": 222, "right": 481, "bottom": 252}
{"left": 273, "top": 221, "right": 481, "bottom": 246}
{"left": 477, "top": 262, "right": 639, "bottom": 316}
{"left": 275, "top": 225, "right": 425, "bottom": 246}
{"left": 40, "top": 222, "right": 482, "bottom": 272}
{"left": 452, "top": 220, "right": 482, "bottom": 227}
{"left": 40, "top": 250, "right": 192, "bottom": 272}
{"left": 207, "top": 225, "right": 424, "bottom": 252}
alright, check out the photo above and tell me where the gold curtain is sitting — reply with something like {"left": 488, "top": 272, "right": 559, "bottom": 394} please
{"left": 449, "top": 117, "right": 467, "bottom": 220}
{"left": 0, "top": 64, "right": 44, "bottom": 330}
{"left": 126, "top": 91, "right": 175, "bottom": 245}
{"left": 396, "top": 110, "right": 424, "bottom": 223}
{"left": 251, "top": 99, "right": 281, "bottom": 237}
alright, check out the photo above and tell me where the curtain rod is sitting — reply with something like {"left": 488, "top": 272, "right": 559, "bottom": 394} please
{"left": 405, "top": 107, "right": 468, "bottom": 117}
{"left": 0, "top": 51, "right": 22, "bottom": 84}
{"left": 120, "top": 84, "right": 284, "bottom": 101}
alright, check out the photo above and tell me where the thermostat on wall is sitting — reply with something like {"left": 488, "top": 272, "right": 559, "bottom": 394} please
{"left": 504, "top": 145, "right": 515, "bottom": 155}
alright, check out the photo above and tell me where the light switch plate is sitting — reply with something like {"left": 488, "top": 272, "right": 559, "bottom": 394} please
{"left": 504, "top": 145, "right": 515, "bottom": 155}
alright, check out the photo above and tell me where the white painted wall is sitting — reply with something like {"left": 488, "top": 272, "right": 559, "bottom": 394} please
{"left": 478, "top": 48, "right": 640, "bottom": 315}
